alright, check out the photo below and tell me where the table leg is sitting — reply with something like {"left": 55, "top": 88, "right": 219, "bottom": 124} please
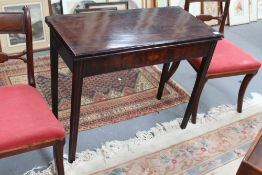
{"left": 157, "top": 62, "right": 170, "bottom": 100}
{"left": 68, "top": 62, "right": 84, "bottom": 163}
{"left": 50, "top": 44, "right": 59, "bottom": 118}
{"left": 180, "top": 41, "right": 218, "bottom": 129}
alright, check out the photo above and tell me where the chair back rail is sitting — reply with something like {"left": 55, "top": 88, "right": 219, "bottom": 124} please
{"left": 0, "top": 6, "right": 35, "bottom": 87}
{"left": 0, "top": 13, "right": 25, "bottom": 33}
{"left": 184, "top": 0, "right": 230, "bottom": 34}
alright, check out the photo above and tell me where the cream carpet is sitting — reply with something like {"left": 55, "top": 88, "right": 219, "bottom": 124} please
{"left": 24, "top": 93, "right": 262, "bottom": 175}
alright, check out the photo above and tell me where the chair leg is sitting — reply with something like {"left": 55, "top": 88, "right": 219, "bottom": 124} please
{"left": 237, "top": 73, "right": 256, "bottom": 113}
{"left": 191, "top": 78, "right": 207, "bottom": 124}
{"left": 157, "top": 61, "right": 180, "bottom": 100}
{"left": 53, "top": 139, "right": 65, "bottom": 175}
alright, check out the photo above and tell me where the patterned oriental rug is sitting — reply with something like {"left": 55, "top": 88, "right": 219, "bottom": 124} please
{"left": 24, "top": 93, "right": 262, "bottom": 175}
{"left": 0, "top": 56, "right": 189, "bottom": 132}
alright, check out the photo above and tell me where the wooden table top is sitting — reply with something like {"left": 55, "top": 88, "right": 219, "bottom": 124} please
{"left": 45, "top": 7, "right": 222, "bottom": 59}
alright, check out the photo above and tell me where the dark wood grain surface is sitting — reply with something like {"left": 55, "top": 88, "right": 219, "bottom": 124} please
{"left": 46, "top": 7, "right": 221, "bottom": 58}
{"left": 237, "top": 129, "right": 262, "bottom": 175}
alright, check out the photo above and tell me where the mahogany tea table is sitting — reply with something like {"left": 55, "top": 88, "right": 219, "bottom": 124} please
{"left": 45, "top": 7, "right": 223, "bottom": 163}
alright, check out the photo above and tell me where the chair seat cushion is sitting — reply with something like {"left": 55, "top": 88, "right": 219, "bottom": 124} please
{"left": 0, "top": 84, "right": 65, "bottom": 153}
{"left": 190, "top": 39, "right": 261, "bottom": 76}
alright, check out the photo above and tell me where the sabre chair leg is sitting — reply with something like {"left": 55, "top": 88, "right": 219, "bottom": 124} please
{"left": 191, "top": 78, "right": 207, "bottom": 124}
{"left": 53, "top": 139, "right": 65, "bottom": 175}
{"left": 166, "top": 61, "right": 181, "bottom": 81}
{"left": 237, "top": 73, "right": 256, "bottom": 113}
{"left": 157, "top": 61, "right": 181, "bottom": 100}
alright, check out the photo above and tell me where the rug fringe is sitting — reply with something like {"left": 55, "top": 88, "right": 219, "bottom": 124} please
{"left": 23, "top": 92, "right": 262, "bottom": 175}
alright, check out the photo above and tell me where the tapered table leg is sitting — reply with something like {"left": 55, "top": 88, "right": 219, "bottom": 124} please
{"left": 180, "top": 41, "right": 218, "bottom": 129}
{"left": 157, "top": 62, "right": 170, "bottom": 100}
{"left": 50, "top": 44, "right": 59, "bottom": 118}
{"left": 68, "top": 62, "right": 84, "bottom": 163}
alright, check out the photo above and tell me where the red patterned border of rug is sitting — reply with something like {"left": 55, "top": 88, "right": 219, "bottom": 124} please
{"left": 0, "top": 56, "right": 189, "bottom": 132}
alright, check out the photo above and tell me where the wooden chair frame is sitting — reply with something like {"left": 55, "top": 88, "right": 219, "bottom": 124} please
{"left": 0, "top": 6, "right": 65, "bottom": 175}
{"left": 185, "top": 0, "right": 260, "bottom": 123}
{"left": 0, "top": 6, "right": 35, "bottom": 87}
{"left": 184, "top": 0, "right": 230, "bottom": 34}
{"left": 157, "top": 0, "right": 260, "bottom": 125}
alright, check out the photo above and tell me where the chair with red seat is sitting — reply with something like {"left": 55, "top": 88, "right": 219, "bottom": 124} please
{"left": 0, "top": 6, "right": 65, "bottom": 175}
{"left": 185, "top": 0, "right": 261, "bottom": 123}
{"left": 157, "top": 0, "right": 261, "bottom": 124}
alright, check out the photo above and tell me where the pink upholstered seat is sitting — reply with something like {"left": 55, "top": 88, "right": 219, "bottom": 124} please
{"left": 0, "top": 84, "right": 65, "bottom": 153}
{"left": 190, "top": 39, "right": 261, "bottom": 76}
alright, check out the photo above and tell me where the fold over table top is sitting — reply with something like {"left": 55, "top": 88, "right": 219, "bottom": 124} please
{"left": 45, "top": 7, "right": 222, "bottom": 59}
